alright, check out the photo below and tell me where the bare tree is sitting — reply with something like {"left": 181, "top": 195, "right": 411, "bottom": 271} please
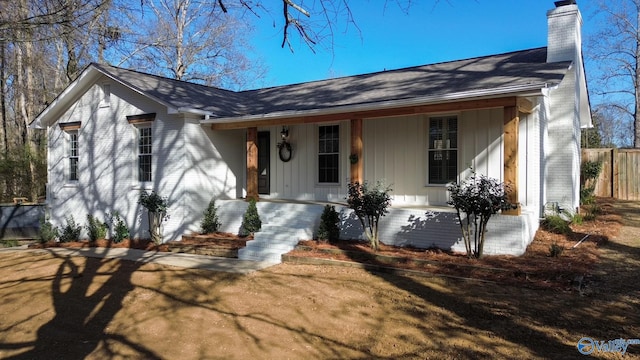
{"left": 587, "top": 0, "right": 640, "bottom": 148}
{"left": 114, "top": 0, "right": 263, "bottom": 89}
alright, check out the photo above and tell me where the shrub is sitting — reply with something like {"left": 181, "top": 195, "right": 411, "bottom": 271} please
{"left": 240, "top": 198, "right": 261, "bottom": 236}
{"left": 580, "top": 160, "right": 602, "bottom": 205}
{"left": 571, "top": 212, "right": 584, "bottom": 225}
{"left": 447, "top": 171, "right": 513, "bottom": 259}
{"left": 200, "top": 198, "right": 221, "bottom": 234}
{"left": 59, "top": 215, "right": 82, "bottom": 243}
{"left": 1, "top": 239, "right": 19, "bottom": 248}
{"left": 317, "top": 205, "right": 340, "bottom": 242}
{"left": 346, "top": 181, "right": 392, "bottom": 251}
{"left": 85, "top": 214, "right": 108, "bottom": 241}
{"left": 549, "top": 242, "right": 564, "bottom": 257}
{"left": 107, "top": 212, "right": 129, "bottom": 243}
{"left": 38, "top": 216, "right": 59, "bottom": 244}
{"left": 541, "top": 215, "right": 572, "bottom": 235}
{"left": 138, "top": 190, "right": 169, "bottom": 244}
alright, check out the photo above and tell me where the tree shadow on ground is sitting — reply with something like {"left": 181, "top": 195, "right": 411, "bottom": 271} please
{"left": 3, "top": 250, "right": 160, "bottom": 359}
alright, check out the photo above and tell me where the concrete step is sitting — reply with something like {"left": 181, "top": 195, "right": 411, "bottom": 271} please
{"left": 238, "top": 247, "right": 286, "bottom": 263}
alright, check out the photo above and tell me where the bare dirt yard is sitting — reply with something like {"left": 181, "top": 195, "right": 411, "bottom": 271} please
{"left": 0, "top": 199, "right": 639, "bottom": 359}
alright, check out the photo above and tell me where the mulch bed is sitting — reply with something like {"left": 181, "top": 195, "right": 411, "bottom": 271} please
{"left": 26, "top": 199, "right": 621, "bottom": 291}
{"left": 286, "top": 199, "right": 620, "bottom": 290}
{"left": 28, "top": 232, "right": 251, "bottom": 255}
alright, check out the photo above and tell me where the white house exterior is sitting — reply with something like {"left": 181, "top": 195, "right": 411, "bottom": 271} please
{"left": 32, "top": 1, "right": 591, "bottom": 258}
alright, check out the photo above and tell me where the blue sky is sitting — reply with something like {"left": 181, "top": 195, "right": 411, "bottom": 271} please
{"left": 247, "top": 0, "right": 598, "bottom": 88}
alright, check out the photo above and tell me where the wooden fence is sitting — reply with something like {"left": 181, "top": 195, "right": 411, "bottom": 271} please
{"left": 581, "top": 148, "right": 640, "bottom": 201}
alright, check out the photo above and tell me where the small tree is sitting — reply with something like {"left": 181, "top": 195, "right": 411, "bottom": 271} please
{"left": 447, "top": 172, "right": 513, "bottom": 259}
{"left": 200, "top": 198, "right": 221, "bottom": 234}
{"left": 346, "top": 181, "right": 392, "bottom": 251}
{"left": 317, "top": 204, "right": 340, "bottom": 242}
{"left": 240, "top": 198, "right": 261, "bottom": 236}
{"left": 138, "top": 191, "right": 169, "bottom": 244}
{"left": 85, "top": 214, "right": 108, "bottom": 242}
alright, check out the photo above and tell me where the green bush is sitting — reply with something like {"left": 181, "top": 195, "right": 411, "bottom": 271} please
{"left": 1, "top": 239, "right": 19, "bottom": 248}
{"left": 59, "top": 215, "right": 82, "bottom": 242}
{"left": 317, "top": 205, "right": 340, "bottom": 242}
{"left": 580, "top": 160, "right": 602, "bottom": 205}
{"left": 200, "top": 198, "right": 221, "bottom": 234}
{"left": 549, "top": 242, "right": 564, "bottom": 257}
{"left": 85, "top": 214, "right": 108, "bottom": 241}
{"left": 38, "top": 216, "right": 59, "bottom": 244}
{"left": 107, "top": 212, "right": 129, "bottom": 243}
{"left": 541, "top": 215, "right": 572, "bottom": 235}
{"left": 240, "top": 198, "right": 261, "bottom": 236}
{"left": 583, "top": 203, "right": 602, "bottom": 221}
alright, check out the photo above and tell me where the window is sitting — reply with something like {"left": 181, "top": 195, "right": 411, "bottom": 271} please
{"left": 69, "top": 131, "right": 79, "bottom": 181}
{"left": 138, "top": 127, "right": 152, "bottom": 182}
{"left": 101, "top": 84, "right": 111, "bottom": 107}
{"left": 318, "top": 125, "right": 339, "bottom": 183}
{"left": 428, "top": 116, "right": 458, "bottom": 184}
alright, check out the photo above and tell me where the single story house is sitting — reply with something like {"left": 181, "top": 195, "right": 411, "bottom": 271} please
{"left": 32, "top": 1, "right": 591, "bottom": 261}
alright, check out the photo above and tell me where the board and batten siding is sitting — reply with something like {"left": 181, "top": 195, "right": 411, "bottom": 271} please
{"left": 256, "top": 121, "right": 351, "bottom": 202}
{"left": 362, "top": 109, "right": 505, "bottom": 207}
{"left": 47, "top": 77, "right": 188, "bottom": 241}
{"left": 256, "top": 107, "right": 541, "bottom": 209}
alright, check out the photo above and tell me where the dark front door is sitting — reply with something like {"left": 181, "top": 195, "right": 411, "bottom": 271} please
{"left": 258, "top": 131, "right": 270, "bottom": 194}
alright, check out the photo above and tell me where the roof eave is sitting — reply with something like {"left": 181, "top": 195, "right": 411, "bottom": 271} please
{"left": 201, "top": 82, "right": 553, "bottom": 125}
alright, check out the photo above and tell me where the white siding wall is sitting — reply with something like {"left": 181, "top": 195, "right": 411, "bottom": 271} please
{"left": 253, "top": 109, "right": 540, "bottom": 208}
{"left": 519, "top": 98, "right": 544, "bottom": 217}
{"left": 545, "top": 3, "right": 582, "bottom": 213}
{"left": 546, "top": 71, "right": 580, "bottom": 213}
{"left": 47, "top": 77, "right": 187, "bottom": 242}
{"left": 258, "top": 121, "right": 350, "bottom": 202}
{"left": 361, "top": 109, "right": 505, "bottom": 207}
{"left": 182, "top": 118, "right": 244, "bottom": 234}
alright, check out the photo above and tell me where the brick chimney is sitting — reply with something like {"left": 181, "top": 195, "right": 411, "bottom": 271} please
{"left": 546, "top": 0, "right": 582, "bottom": 63}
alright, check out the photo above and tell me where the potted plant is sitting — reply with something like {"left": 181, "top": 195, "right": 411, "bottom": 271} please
{"left": 138, "top": 191, "right": 169, "bottom": 244}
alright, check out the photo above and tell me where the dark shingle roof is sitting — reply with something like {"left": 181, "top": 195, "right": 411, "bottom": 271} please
{"left": 95, "top": 47, "right": 569, "bottom": 119}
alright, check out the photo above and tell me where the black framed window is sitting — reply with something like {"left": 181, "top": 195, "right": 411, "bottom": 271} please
{"left": 69, "top": 131, "right": 78, "bottom": 181}
{"left": 138, "top": 127, "right": 152, "bottom": 182}
{"left": 318, "top": 125, "right": 339, "bottom": 183}
{"left": 428, "top": 116, "right": 458, "bottom": 184}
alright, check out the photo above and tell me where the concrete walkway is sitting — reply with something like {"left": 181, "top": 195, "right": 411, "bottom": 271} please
{"left": 0, "top": 245, "right": 277, "bottom": 274}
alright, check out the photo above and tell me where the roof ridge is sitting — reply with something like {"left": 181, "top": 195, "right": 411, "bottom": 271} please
{"left": 242, "top": 46, "right": 549, "bottom": 93}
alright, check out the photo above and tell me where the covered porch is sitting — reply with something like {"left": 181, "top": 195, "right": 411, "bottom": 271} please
{"left": 210, "top": 96, "right": 535, "bottom": 217}
{"left": 206, "top": 96, "right": 540, "bottom": 258}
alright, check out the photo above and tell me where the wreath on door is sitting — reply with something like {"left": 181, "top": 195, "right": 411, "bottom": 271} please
{"left": 277, "top": 141, "right": 293, "bottom": 162}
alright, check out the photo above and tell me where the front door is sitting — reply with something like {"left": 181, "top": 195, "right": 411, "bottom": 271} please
{"left": 258, "top": 131, "right": 270, "bottom": 194}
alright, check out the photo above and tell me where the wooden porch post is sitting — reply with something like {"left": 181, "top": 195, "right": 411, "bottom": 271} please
{"left": 350, "top": 119, "right": 363, "bottom": 184}
{"left": 246, "top": 127, "right": 259, "bottom": 201}
{"left": 503, "top": 106, "right": 520, "bottom": 215}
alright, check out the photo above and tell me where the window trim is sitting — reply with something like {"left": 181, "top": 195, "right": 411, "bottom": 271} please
{"left": 68, "top": 130, "right": 79, "bottom": 182}
{"left": 427, "top": 115, "right": 458, "bottom": 186}
{"left": 137, "top": 125, "right": 153, "bottom": 183}
{"left": 100, "top": 83, "right": 111, "bottom": 108}
{"left": 317, "top": 124, "right": 341, "bottom": 185}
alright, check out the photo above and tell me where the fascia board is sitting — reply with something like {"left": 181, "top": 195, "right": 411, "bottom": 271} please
{"left": 200, "top": 82, "right": 552, "bottom": 125}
